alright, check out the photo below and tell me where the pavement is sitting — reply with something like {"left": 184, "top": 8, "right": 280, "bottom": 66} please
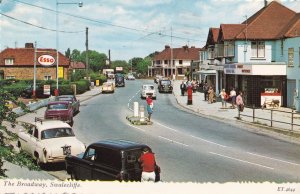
{"left": 2, "top": 80, "right": 300, "bottom": 179}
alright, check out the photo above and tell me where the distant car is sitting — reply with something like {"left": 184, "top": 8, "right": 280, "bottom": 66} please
{"left": 55, "top": 95, "right": 80, "bottom": 115}
{"left": 115, "top": 75, "right": 125, "bottom": 87}
{"left": 44, "top": 101, "right": 74, "bottom": 126}
{"left": 154, "top": 75, "right": 163, "bottom": 84}
{"left": 158, "top": 79, "right": 173, "bottom": 93}
{"left": 126, "top": 73, "right": 135, "bottom": 80}
{"left": 141, "top": 84, "right": 156, "bottom": 99}
{"left": 17, "top": 119, "right": 85, "bottom": 166}
{"left": 65, "top": 139, "right": 158, "bottom": 181}
{"left": 102, "top": 82, "right": 115, "bottom": 93}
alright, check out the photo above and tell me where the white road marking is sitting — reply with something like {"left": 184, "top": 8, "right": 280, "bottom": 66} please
{"left": 158, "top": 136, "right": 189, "bottom": 147}
{"left": 209, "top": 152, "right": 274, "bottom": 170}
{"left": 126, "top": 123, "right": 145, "bottom": 132}
{"left": 155, "top": 122, "right": 178, "bottom": 132}
{"left": 247, "top": 152, "right": 300, "bottom": 166}
{"left": 190, "top": 135, "right": 227, "bottom": 148}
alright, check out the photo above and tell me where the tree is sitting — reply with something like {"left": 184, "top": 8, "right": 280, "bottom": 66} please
{"left": 0, "top": 88, "right": 34, "bottom": 177}
{"left": 111, "top": 60, "right": 129, "bottom": 73}
{"left": 65, "top": 48, "right": 71, "bottom": 59}
{"left": 70, "top": 49, "right": 82, "bottom": 62}
{"left": 82, "top": 50, "right": 107, "bottom": 72}
{"left": 136, "top": 57, "right": 151, "bottom": 76}
{"left": 130, "top": 57, "right": 143, "bottom": 72}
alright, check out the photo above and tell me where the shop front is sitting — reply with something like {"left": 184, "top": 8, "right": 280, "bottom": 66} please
{"left": 224, "top": 63, "right": 286, "bottom": 108}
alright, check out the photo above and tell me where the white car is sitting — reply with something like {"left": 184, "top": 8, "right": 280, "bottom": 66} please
{"left": 126, "top": 73, "right": 135, "bottom": 80}
{"left": 141, "top": 84, "right": 156, "bottom": 99}
{"left": 17, "top": 119, "right": 85, "bottom": 166}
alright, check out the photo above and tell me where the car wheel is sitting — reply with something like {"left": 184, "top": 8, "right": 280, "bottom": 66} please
{"left": 71, "top": 170, "right": 77, "bottom": 180}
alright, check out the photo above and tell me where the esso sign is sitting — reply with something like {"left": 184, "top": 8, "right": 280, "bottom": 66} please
{"left": 38, "top": 55, "right": 55, "bottom": 66}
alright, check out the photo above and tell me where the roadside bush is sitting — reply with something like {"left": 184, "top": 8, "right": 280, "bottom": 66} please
{"left": 73, "top": 79, "right": 90, "bottom": 94}
{"left": 90, "top": 74, "right": 107, "bottom": 86}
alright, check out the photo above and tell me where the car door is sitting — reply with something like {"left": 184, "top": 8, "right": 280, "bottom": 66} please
{"left": 92, "top": 148, "right": 121, "bottom": 181}
{"left": 20, "top": 125, "right": 34, "bottom": 153}
{"left": 74, "top": 147, "right": 95, "bottom": 180}
{"left": 27, "top": 127, "right": 39, "bottom": 157}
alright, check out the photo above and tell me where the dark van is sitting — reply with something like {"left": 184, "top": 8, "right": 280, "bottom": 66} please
{"left": 115, "top": 74, "right": 125, "bottom": 87}
{"left": 65, "top": 139, "right": 156, "bottom": 181}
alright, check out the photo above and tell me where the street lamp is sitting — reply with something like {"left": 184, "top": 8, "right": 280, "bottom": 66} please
{"left": 55, "top": 0, "right": 83, "bottom": 96}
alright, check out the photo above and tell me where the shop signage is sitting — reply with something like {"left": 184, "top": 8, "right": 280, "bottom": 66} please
{"left": 38, "top": 55, "right": 55, "bottom": 66}
{"left": 224, "top": 64, "right": 252, "bottom": 75}
{"left": 43, "top": 85, "right": 51, "bottom": 95}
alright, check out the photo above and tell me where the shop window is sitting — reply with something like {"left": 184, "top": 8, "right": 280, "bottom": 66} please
{"left": 6, "top": 76, "right": 15, "bottom": 79}
{"left": 5, "top": 58, "right": 14, "bottom": 65}
{"left": 251, "top": 41, "right": 265, "bottom": 58}
{"left": 288, "top": 48, "right": 294, "bottom": 67}
{"left": 177, "top": 68, "right": 183, "bottom": 75}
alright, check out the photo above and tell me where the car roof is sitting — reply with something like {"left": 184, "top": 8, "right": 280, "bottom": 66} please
{"left": 89, "top": 139, "right": 148, "bottom": 151}
{"left": 142, "top": 84, "right": 154, "bottom": 87}
{"left": 48, "top": 101, "right": 69, "bottom": 105}
{"left": 58, "top": 95, "right": 74, "bottom": 98}
{"left": 33, "top": 120, "right": 71, "bottom": 131}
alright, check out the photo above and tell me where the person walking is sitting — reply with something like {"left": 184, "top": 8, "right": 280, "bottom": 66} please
{"left": 180, "top": 81, "right": 186, "bottom": 96}
{"left": 203, "top": 82, "right": 209, "bottom": 101}
{"left": 219, "top": 88, "right": 228, "bottom": 108}
{"left": 229, "top": 87, "right": 236, "bottom": 108}
{"left": 146, "top": 95, "right": 153, "bottom": 121}
{"left": 138, "top": 147, "right": 156, "bottom": 182}
{"left": 236, "top": 91, "right": 244, "bottom": 112}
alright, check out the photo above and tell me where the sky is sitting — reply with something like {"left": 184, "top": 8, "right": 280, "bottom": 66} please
{"left": 1, "top": 0, "right": 300, "bottom": 61}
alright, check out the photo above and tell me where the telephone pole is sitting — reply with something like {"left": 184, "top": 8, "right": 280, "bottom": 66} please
{"left": 85, "top": 27, "right": 89, "bottom": 72}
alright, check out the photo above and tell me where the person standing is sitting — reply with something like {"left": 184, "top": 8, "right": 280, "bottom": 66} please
{"left": 146, "top": 95, "right": 153, "bottom": 121}
{"left": 203, "top": 82, "right": 209, "bottom": 101}
{"left": 230, "top": 87, "right": 236, "bottom": 108}
{"left": 138, "top": 147, "right": 156, "bottom": 182}
{"left": 208, "top": 86, "right": 215, "bottom": 104}
{"left": 180, "top": 81, "right": 186, "bottom": 96}
{"left": 236, "top": 91, "right": 244, "bottom": 112}
{"left": 219, "top": 89, "right": 228, "bottom": 108}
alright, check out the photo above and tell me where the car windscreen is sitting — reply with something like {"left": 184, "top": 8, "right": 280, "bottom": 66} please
{"left": 48, "top": 103, "right": 68, "bottom": 110}
{"left": 41, "top": 127, "right": 75, "bottom": 139}
{"left": 160, "top": 80, "right": 171, "bottom": 85}
{"left": 144, "top": 86, "right": 154, "bottom": 90}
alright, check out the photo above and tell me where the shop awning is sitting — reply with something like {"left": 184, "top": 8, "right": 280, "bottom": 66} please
{"left": 195, "top": 69, "right": 216, "bottom": 75}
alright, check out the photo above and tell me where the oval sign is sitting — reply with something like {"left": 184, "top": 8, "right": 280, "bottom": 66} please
{"left": 38, "top": 55, "right": 55, "bottom": 66}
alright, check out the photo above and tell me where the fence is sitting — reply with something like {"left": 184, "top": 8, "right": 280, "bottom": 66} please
{"left": 237, "top": 105, "right": 300, "bottom": 132}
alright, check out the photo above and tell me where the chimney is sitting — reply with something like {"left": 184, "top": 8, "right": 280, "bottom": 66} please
{"left": 264, "top": 0, "right": 268, "bottom": 7}
{"left": 183, "top": 45, "right": 188, "bottom": 51}
{"left": 165, "top": 45, "right": 170, "bottom": 49}
{"left": 25, "top": 43, "right": 34, "bottom": 48}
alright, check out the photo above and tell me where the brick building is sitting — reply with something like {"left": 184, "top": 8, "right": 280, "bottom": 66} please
{"left": 0, "top": 43, "right": 70, "bottom": 80}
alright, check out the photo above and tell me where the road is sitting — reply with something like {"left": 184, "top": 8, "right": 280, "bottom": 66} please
{"left": 70, "top": 79, "right": 300, "bottom": 182}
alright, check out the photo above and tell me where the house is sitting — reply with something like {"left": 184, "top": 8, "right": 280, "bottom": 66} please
{"left": 201, "top": 1, "right": 300, "bottom": 109}
{"left": 148, "top": 45, "right": 201, "bottom": 80}
{"left": 70, "top": 61, "right": 86, "bottom": 73}
{"left": 0, "top": 43, "right": 70, "bottom": 80}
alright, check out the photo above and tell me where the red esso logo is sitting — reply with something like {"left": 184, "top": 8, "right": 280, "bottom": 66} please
{"left": 38, "top": 55, "right": 55, "bottom": 66}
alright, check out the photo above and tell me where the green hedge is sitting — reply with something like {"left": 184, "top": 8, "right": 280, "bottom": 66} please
{"left": 72, "top": 79, "right": 90, "bottom": 94}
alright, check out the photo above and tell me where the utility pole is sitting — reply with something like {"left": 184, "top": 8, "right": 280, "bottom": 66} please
{"left": 85, "top": 27, "right": 89, "bottom": 72}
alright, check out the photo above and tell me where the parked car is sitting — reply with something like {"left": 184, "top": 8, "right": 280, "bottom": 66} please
{"left": 55, "top": 95, "right": 80, "bottom": 115}
{"left": 126, "top": 73, "right": 135, "bottom": 80}
{"left": 17, "top": 118, "right": 85, "bottom": 166}
{"left": 158, "top": 79, "right": 173, "bottom": 93}
{"left": 44, "top": 101, "right": 74, "bottom": 126}
{"left": 101, "top": 82, "right": 115, "bottom": 93}
{"left": 21, "top": 84, "right": 53, "bottom": 98}
{"left": 115, "top": 75, "right": 125, "bottom": 87}
{"left": 141, "top": 84, "right": 156, "bottom": 99}
{"left": 65, "top": 139, "right": 157, "bottom": 181}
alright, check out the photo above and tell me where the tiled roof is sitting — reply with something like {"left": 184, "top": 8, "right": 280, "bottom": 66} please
{"left": 219, "top": 24, "right": 246, "bottom": 41}
{"left": 70, "top": 61, "right": 86, "bottom": 69}
{"left": 0, "top": 47, "right": 70, "bottom": 67}
{"left": 154, "top": 46, "right": 201, "bottom": 61}
{"left": 281, "top": 13, "right": 300, "bottom": 38}
{"left": 236, "top": 1, "right": 296, "bottom": 40}
{"left": 211, "top": 28, "right": 220, "bottom": 43}
{"left": 205, "top": 28, "right": 220, "bottom": 47}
